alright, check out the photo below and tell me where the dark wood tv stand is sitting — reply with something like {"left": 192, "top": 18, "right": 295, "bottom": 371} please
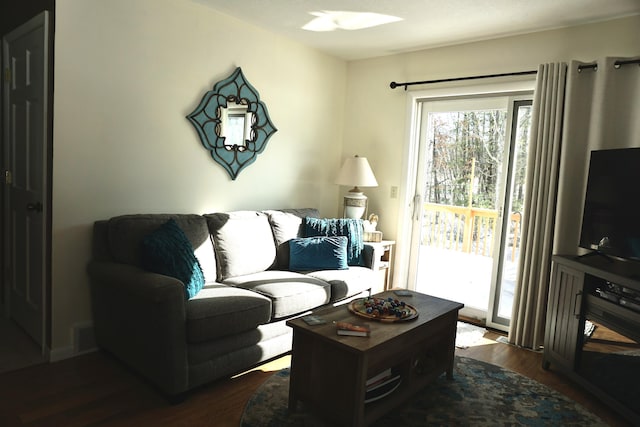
{"left": 543, "top": 254, "right": 640, "bottom": 424}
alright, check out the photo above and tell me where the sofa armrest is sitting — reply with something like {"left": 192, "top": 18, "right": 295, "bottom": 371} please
{"left": 87, "top": 261, "right": 189, "bottom": 396}
{"left": 362, "top": 243, "right": 382, "bottom": 269}
{"left": 88, "top": 261, "right": 186, "bottom": 301}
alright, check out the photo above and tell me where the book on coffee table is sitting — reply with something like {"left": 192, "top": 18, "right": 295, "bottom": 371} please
{"left": 364, "top": 375, "right": 402, "bottom": 403}
{"left": 366, "top": 368, "right": 392, "bottom": 387}
{"left": 336, "top": 321, "right": 371, "bottom": 337}
{"left": 302, "top": 315, "right": 327, "bottom": 325}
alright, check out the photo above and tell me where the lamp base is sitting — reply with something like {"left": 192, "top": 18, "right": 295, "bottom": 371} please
{"left": 343, "top": 191, "right": 367, "bottom": 219}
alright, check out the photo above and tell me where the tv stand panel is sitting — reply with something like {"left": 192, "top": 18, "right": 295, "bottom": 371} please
{"left": 577, "top": 250, "right": 615, "bottom": 263}
{"left": 543, "top": 254, "right": 640, "bottom": 425}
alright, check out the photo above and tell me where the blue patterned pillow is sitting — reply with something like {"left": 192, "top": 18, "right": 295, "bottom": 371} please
{"left": 303, "top": 217, "right": 364, "bottom": 266}
{"left": 141, "top": 219, "right": 205, "bottom": 299}
{"left": 289, "top": 236, "right": 348, "bottom": 271}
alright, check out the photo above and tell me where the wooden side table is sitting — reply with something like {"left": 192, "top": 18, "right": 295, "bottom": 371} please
{"left": 367, "top": 240, "right": 395, "bottom": 293}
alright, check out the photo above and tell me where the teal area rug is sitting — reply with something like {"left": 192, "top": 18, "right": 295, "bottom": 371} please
{"left": 241, "top": 356, "right": 606, "bottom": 426}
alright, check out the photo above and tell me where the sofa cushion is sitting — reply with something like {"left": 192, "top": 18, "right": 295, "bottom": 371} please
{"left": 106, "top": 214, "right": 217, "bottom": 283}
{"left": 307, "top": 266, "right": 375, "bottom": 302}
{"left": 185, "top": 283, "right": 272, "bottom": 343}
{"left": 187, "top": 323, "right": 294, "bottom": 390}
{"left": 303, "top": 217, "right": 365, "bottom": 266}
{"left": 289, "top": 236, "right": 348, "bottom": 271}
{"left": 263, "top": 208, "right": 320, "bottom": 269}
{"left": 187, "top": 321, "right": 291, "bottom": 365}
{"left": 223, "top": 271, "right": 331, "bottom": 319}
{"left": 206, "top": 211, "right": 276, "bottom": 281}
{"left": 141, "top": 219, "right": 205, "bottom": 299}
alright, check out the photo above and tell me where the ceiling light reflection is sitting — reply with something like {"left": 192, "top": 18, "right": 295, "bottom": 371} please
{"left": 302, "top": 10, "right": 402, "bottom": 32}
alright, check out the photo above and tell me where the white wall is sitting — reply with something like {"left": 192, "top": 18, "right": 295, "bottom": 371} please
{"left": 52, "top": 0, "right": 347, "bottom": 353}
{"left": 52, "top": 1, "right": 639, "bottom": 356}
{"left": 342, "top": 15, "right": 640, "bottom": 287}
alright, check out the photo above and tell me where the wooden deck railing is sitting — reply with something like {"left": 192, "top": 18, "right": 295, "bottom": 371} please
{"left": 421, "top": 203, "right": 521, "bottom": 259}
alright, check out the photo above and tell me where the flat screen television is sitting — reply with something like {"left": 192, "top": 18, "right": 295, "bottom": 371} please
{"left": 579, "top": 147, "right": 640, "bottom": 261}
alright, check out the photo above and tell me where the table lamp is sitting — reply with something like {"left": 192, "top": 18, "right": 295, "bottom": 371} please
{"left": 335, "top": 155, "right": 378, "bottom": 219}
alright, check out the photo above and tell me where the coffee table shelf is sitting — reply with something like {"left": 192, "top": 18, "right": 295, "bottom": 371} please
{"left": 287, "top": 291, "right": 463, "bottom": 426}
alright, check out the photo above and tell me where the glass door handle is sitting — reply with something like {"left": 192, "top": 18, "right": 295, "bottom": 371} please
{"left": 412, "top": 194, "right": 422, "bottom": 220}
{"left": 26, "top": 202, "right": 43, "bottom": 212}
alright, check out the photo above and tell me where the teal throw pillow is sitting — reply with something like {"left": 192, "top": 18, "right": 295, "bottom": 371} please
{"left": 289, "top": 236, "right": 348, "bottom": 271}
{"left": 141, "top": 219, "right": 205, "bottom": 299}
{"left": 303, "top": 217, "right": 364, "bottom": 266}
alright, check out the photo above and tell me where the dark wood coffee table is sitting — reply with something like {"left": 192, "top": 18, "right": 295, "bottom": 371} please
{"left": 286, "top": 290, "right": 463, "bottom": 426}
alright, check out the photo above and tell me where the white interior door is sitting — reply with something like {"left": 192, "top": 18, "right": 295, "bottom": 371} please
{"left": 2, "top": 11, "right": 49, "bottom": 351}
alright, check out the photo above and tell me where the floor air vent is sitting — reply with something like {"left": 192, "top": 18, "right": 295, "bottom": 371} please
{"left": 73, "top": 322, "right": 96, "bottom": 353}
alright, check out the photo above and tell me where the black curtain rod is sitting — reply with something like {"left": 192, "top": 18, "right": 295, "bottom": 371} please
{"left": 577, "top": 63, "right": 598, "bottom": 71}
{"left": 389, "top": 70, "right": 537, "bottom": 90}
{"left": 577, "top": 59, "right": 640, "bottom": 72}
{"left": 616, "top": 59, "right": 640, "bottom": 68}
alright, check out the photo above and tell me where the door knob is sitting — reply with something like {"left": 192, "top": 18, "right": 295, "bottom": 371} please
{"left": 26, "top": 202, "right": 43, "bottom": 212}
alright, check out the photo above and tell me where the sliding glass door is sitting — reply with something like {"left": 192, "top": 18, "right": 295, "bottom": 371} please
{"left": 406, "top": 93, "right": 532, "bottom": 330}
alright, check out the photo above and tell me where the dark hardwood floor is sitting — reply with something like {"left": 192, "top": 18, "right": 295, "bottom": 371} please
{"left": 0, "top": 328, "right": 632, "bottom": 426}
{"left": 0, "top": 318, "right": 45, "bottom": 374}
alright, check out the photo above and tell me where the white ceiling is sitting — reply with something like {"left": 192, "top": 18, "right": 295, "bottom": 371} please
{"left": 193, "top": 0, "right": 640, "bottom": 61}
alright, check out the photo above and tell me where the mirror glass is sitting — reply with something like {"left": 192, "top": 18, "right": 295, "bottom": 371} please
{"left": 219, "top": 101, "right": 255, "bottom": 150}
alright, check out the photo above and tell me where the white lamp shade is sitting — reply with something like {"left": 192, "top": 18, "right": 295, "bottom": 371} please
{"left": 334, "top": 155, "right": 378, "bottom": 188}
{"left": 335, "top": 155, "right": 378, "bottom": 219}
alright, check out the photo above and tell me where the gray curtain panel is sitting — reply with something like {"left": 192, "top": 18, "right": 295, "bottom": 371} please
{"left": 510, "top": 56, "right": 640, "bottom": 349}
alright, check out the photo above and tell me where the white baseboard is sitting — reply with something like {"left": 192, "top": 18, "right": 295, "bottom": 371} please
{"left": 49, "top": 345, "right": 97, "bottom": 362}
{"left": 49, "top": 345, "right": 74, "bottom": 362}
{"left": 49, "top": 321, "right": 98, "bottom": 362}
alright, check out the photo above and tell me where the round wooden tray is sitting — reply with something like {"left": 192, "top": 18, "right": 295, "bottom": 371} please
{"left": 348, "top": 297, "right": 419, "bottom": 322}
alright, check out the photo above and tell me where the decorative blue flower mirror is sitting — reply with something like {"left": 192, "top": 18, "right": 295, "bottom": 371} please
{"left": 187, "top": 67, "right": 277, "bottom": 180}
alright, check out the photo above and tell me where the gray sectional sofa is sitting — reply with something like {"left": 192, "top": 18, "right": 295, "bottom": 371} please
{"left": 87, "top": 208, "right": 377, "bottom": 399}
